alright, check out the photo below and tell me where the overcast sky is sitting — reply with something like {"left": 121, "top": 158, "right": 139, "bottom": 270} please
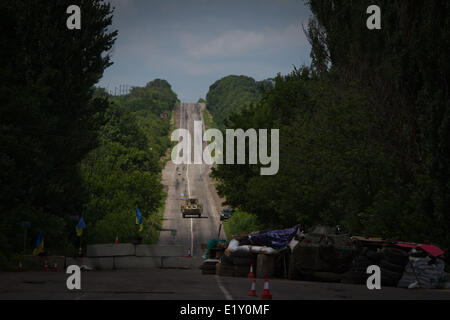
{"left": 99, "top": 0, "right": 312, "bottom": 102}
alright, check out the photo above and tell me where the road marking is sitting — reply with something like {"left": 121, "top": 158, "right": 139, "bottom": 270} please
{"left": 184, "top": 104, "right": 194, "bottom": 256}
{"left": 215, "top": 275, "right": 233, "bottom": 300}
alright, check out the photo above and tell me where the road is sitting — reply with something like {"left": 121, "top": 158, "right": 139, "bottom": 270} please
{"left": 158, "top": 103, "right": 224, "bottom": 257}
{"left": 1, "top": 269, "right": 449, "bottom": 300}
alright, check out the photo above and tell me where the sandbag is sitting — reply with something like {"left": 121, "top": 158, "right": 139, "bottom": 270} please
{"left": 398, "top": 256, "right": 446, "bottom": 289}
{"left": 227, "top": 239, "right": 240, "bottom": 252}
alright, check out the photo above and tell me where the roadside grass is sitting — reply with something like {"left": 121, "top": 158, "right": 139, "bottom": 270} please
{"left": 202, "top": 108, "right": 217, "bottom": 130}
{"left": 223, "top": 210, "right": 261, "bottom": 239}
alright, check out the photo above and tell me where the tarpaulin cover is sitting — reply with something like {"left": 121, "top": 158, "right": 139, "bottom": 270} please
{"left": 249, "top": 225, "right": 299, "bottom": 248}
{"left": 396, "top": 243, "right": 444, "bottom": 257}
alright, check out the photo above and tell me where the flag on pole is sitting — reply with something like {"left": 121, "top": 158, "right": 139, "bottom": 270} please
{"left": 76, "top": 217, "right": 86, "bottom": 237}
{"left": 136, "top": 207, "right": 143, "bottom": 232}
{"left": 33, "top": 231, "right": 44, "bottom": 256}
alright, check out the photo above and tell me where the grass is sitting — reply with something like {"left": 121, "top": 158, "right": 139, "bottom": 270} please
{"left": 202, "top": 108, "right": 218, "bottom": 130}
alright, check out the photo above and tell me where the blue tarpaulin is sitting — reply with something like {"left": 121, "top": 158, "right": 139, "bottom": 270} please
{"left": 249, "top": 225, "right": 299, "bottom": 248}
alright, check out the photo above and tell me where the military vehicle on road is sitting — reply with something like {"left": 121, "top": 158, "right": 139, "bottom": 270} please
{"left": 181, "top": 198, "right": 203, "bottom": 218}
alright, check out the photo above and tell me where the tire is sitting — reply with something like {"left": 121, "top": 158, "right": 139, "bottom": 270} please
{"left": 380, "top": 267, "right": 402, "bottom": 287}
{"left": 202, "top": 264, "right": 217, "bottom": 271}
{"left": 288, "top": 257, "right": 299, "bottom": 280}
{"left": 380, "top": 259, "right": 405, "bottom": 273}
{"left": 221, "top": 255, "right": 234, "bottom": 266}
{"left": 366, "top": 250, "right": 381, "bottom": 263}
{"left": 230, "top": 250, "right": 255, "bottom": 258}
{"left": 382, "top": 248, "right": 409, "bottom": 266}
{"left": 232, "top": 256, "right": 256, "bottom": 266}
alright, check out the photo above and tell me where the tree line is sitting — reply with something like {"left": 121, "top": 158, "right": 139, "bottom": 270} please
{"left": 0, "top": 1, "right": 177, "bottom": 264}
{"left": 210, "top": 1, "right": 450, "bottom": 251}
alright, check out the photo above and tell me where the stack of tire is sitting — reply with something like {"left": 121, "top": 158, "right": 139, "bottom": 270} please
{"left": 217, "top": 252, "right": 256, "bottom": 277}
{"left": 217, "top": 255, "right": 234, "bottom": 277}
{"left": 342, "top": 246, "right": 409, "bottom": 286}
{"left": 341, "top": 247, "right": 381, "bottom": 284}
{"left": 201, "top": 259, "right": 219, "bottom": 275}
{"left": 232, "top": 252, "right": 257, "bottom": 277}
{"left": 379, "top": 247, "right": 409, "bottom": 287}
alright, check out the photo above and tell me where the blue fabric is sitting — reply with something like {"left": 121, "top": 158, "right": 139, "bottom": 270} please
{"left": 136, "top": 207, "right": 143, "bottom": 224}
{"left": 249, "top": 225, "right": 299, "bottom": 248}
{"left": 77, "top": 217, "right": 86, "bottom": 229}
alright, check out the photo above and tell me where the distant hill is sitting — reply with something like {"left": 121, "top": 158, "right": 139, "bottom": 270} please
{"left": 206, "top": 75, "right": 265, "bottom": 129}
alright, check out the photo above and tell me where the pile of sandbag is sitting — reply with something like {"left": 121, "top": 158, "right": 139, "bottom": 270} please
{"left": 398, "top": 250, "right": 447, "bottom": 289}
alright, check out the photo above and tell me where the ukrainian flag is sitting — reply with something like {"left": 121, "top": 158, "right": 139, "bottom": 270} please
{"left": 136, "top": 207, "right": 143, "bottom": 232}
{"left": 76, "top": 217, "right": 86, "bottom": 237}
{"left": 33, "top": 231, "right": 44, "bottom": 256}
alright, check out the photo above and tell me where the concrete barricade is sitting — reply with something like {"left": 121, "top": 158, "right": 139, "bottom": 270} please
{"left": 87, "top": 243, "right": 135, "bottom": 257}
{"left": 136, "top": 245, "right": 185, "bottom": 257}
{"left": 66, "top": 257, "right": 114, "bottom": 270}
{"left": 114, "top": 256, "right": 161, "bottom": 269}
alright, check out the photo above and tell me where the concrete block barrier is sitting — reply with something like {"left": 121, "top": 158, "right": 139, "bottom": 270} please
{"left": 87, "top": 243, "right": 135, "bottom": 257}
{"left": 114, "top": 256, "right": 161, "bottom": 269}
{"left": 66, "top": 257, "right": 114, "bottom": 270}
{"left": 161, "top": 256, "right": 203, "bottom": 269}
{"left": 136, "top": 245, "right": 185, "bottom": 257}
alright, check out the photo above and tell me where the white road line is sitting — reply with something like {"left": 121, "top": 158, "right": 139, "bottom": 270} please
{"left": 215, "top": 275, "right": 233, "bottom": 300}
{"left": 184, "top": 104, "right": 194, "bottom": 256}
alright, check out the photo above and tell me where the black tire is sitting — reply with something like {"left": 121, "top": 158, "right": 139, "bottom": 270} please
{"left": 232, "top": 256, "right": 256, "bottom": 266}
{"left": 202, "top": 264, "right": 217, "bottom": 271}
{"left": 221, "top": 255, "right": 234, "bottom": 265}
{"left": 366, "top": 250, "right": 381, "bottom": 263}
{"left": 380, "top": 267, "right": 402, "bottom": 287}
{"left": 230, "top": 251, "right": 255, "bottom": 258}
{"left": 380, "top": 259, "right": 405, "bottom": 273}
{"left": 288, "top": 257, "right": 298, "bottom": 280}
{"left": 382, "top": 248, "right": 409, "bottom": 266}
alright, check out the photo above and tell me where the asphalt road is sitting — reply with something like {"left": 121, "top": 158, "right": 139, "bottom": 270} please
{"left": 158, "top": 103, "right": 224, "bottom": 257}
{"left": 1, "top": 269, "right": 449, "bottom": 300}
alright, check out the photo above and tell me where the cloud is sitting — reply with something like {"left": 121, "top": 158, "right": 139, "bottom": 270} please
{"left": 181, "top": 24, "right": 306, "bottom": 59}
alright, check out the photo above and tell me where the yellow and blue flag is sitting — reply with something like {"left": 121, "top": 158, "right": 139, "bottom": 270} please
{"left": 136, "top": 207, "right": 143, "bottom": 232}
{"left": 33, "top": 231, "right": 44, "bottom": 256}
{"left": 76, "top": 217, "right": 86, "bottom": 237}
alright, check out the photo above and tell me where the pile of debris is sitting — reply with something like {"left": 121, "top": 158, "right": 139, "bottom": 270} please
{"left": 202, "top": 225, "right": 299, "bottom": 278}
{"left": 289, "top": 225, "right": 357, "bottom": 282}
{"left": 201, "top": 224, "right": 449, "bottom": 290}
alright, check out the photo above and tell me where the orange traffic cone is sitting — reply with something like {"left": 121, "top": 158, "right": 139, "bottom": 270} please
{"left": 261, "top": 278, "right": 272, "bottom": 300}
{"left": 115, "top": 235, "right": 119, "bottom": 244}
{"left": 186, "top": 248, "right": 192, "bottom": 258}
{"left": 44, "top": 260, "right": 49, "bottom": 271}
{"left": 248, "top": 279, "right": 258, "bottom": 297}
{"left": 18, "top": 261, "right": 23, "bottom": 272}
{"left": 248, "top": 264, "right": 255, "bottom": 278}
{"left": 53, "top": 262, "right": 58, "bottom": 272}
